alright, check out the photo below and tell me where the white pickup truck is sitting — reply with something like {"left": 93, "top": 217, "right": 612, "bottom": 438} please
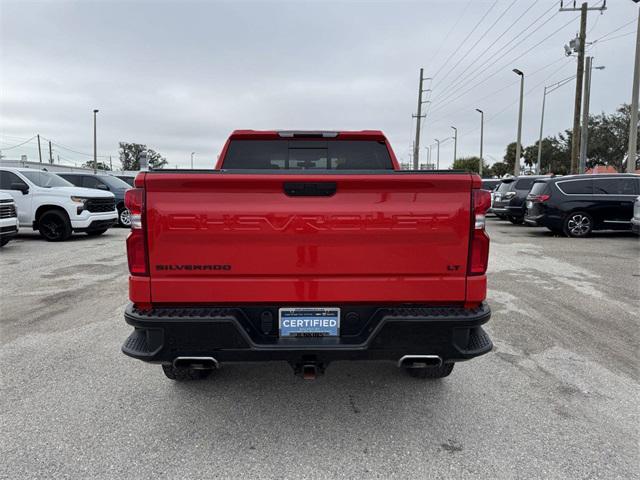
{"left": 0, "top": 167, "right": 118, "bottom": 241}
{"left": 0, "top": 191, "right": 19, "bottom": 247}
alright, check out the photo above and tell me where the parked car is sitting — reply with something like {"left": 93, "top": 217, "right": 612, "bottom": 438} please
{"left": 0, "top": 168, "right": 118, "bottom": 241}
{"left": 57, "top": 173, "right": 132, "bottom": 227}
{"left": 122, "top": 129, "right": 493, "bottom": 381}
{"left": 0, "top": 191, "right": 19, "bottom": 247}
{"left": 116, "top": 175, "right": 135, "bottom": 187}
{"left": 481, "top": 179, "right": 501, "bottom": 216}
{"left": 524, "top": 174, "right": 640, "bottom": 237}
{"left": 492, "top": 175, "right": 548, "bottom": 224}
{"left": 633, "top": 196, "right": 640, "bottom": 235}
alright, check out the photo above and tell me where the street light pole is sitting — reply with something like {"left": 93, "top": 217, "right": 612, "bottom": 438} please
{"left": 579, "top": 57, "right": 600, "bottom": 174}
{"left": 513, "top": 69, "right": 525, "bottom": 176}
{"left": 435, "top": 138, "right": 441, "bottom": 170}
{"left": 93, "top": 109, "right": 99, "bottom": 173}
{"left": 628, "top": 6, "right": 640, "bottom": 173}
{"left": 190, "top": 152, "right": 195, "bottom": 169}
{"left": 451, "top": 126, "right": 457, "bottom": 164}
{"left": 476, "top": 109, "right": 484, "bottom": 177}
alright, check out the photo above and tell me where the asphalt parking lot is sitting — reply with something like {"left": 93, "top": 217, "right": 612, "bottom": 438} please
{"left": 1, "top": 220, "right": 638, "bottom": 479}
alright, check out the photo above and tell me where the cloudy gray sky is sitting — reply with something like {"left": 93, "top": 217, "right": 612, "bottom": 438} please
{"left": 0, "top": 0, "right": 638, "bottom": 169}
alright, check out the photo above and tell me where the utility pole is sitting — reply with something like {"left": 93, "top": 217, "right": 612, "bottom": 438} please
{"left": 560, "top": 1, "right": 607, "bottom": 174}
{"left": 412, "top": 68, "right": 431, "bottom": 170}
{"left": 476, "top": 109, "right": 484, "bottom": 177}
{"left": 48, "top": 140, "right": 53, "bottom": 164}
{"left": 191, "top": 152, "right": 195, "bottom": 169}
{"left": 513, "top": 69, "right": 525, "bottom": 176}
{"left": 109, "top": 156, "right": 113, "bottom": 171}
{"left": 37, "top": 134, "right": 42, "bottom": 163}
{"left": 93, "top": 109, "right": 99, "bottom": 173}
{"left": 435, "top": 138, "right": 441, "bottom": 169}
{"left": 451, "top": 126, "right": 457, "bottom": 164}
{"left": 628, "top": 6, "right": 640, "bottom": 173}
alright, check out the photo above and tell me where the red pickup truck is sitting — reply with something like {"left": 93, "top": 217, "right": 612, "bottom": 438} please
{"left": 122, "top": 130, "right": 492, "bottom": 380}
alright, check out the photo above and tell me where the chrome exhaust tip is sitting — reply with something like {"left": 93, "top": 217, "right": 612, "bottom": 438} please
{"left": 398, "top": 355, "right": 443, "bottom": 369}
{"left": 173, "top": 356, "right": 219, "bottom": 370}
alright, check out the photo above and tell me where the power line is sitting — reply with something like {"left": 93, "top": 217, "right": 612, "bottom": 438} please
{"left": 430, "top": 0, "right": 547, "bottom": 106}
{"left": 428, "top": 12, "right": 580, "bottom": 117}
{"left": 431, "top": 0, "right": 500, "bottom": 80}
{"left": 591, "top": 18, "right": 637, "bottom": 44}
{"left": 0, "top": 135, "right": 37, "bottom": 150}
{"left": 431, "top": 0, "right": 519, "bottom": 93}
{"left": 427, "top": 0, "right": 474, "bottom": 72}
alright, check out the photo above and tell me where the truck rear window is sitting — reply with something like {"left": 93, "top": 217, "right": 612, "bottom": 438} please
{"left": 222, "top": 140, "right": 393, "bottom": 170}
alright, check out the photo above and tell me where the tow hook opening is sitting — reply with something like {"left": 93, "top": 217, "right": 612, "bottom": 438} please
{"left": 398, "top": 355, "right": 443, "bottom": 369}
{"left": 173, "top": 357, "right": 219, "bottom": 370}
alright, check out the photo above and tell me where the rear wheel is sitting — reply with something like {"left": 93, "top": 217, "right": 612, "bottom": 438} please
{"left": 162, "top": 364, "right": 212, "bottom": 381}
{"left": 118, "top": 206, "right": 131, "bottom": 227}
{"left": 563, "top": 211, "right": 593, "bottom": 238}
{"left": 39, "top": 210, "right": 72, "bottom": 242}
{"left": 405, "top": 363, "right": 454, "bottom": 379}
{"left": 508, "top": 216, "right": 524, "bottom": 225}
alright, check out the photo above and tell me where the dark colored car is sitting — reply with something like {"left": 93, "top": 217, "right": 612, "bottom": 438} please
{"left": 116, "top": 175, "right": 135, "bottom": 187}
{"left": 57, "top": 173, "right": 132, "bottom": 227}
{"left": 492, "top": 176, "right": 548, "bottom": 224}
{"left": 632, "top": 196, "right": 640, "bottom": 235}
{"left": 524, "top": 174, "right": 640, "bottom": 237}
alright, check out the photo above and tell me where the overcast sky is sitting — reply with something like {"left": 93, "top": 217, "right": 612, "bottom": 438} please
{"left": 1, "top": 0, "right": 638, "bottom": 169}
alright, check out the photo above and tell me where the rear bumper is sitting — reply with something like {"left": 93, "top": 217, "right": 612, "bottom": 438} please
{"left": 122, "top": 302, "right": 492, "bottom": 365}
{"left": 492, "top": 205, "right": 523, "bottom": 217}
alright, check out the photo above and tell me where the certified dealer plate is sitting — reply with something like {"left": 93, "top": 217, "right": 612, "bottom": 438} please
{"left": 279, "top": 308, "right": 340, "bottom": 337}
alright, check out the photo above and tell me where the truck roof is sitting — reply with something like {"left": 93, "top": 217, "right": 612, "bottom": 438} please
{"left": 228, "top": 130, "right": 387, "bottom": 141}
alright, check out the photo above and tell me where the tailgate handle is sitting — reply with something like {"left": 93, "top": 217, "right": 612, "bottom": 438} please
{"left": 284, "top": 182, "right": 337, "bottom": 197}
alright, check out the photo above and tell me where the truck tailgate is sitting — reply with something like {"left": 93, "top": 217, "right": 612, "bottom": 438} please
{"left": 143, "top": 173, "right": 474, "bottom": 303}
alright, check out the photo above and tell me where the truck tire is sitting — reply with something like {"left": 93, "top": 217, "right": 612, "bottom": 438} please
{"left": 162, "top": 364, "right": 212, "bottom": 381}
{"left": 39, "top": 210, "right": 72, "bottom": 242}
{"left": 405, "top": 363, "right": 454, "bottom": 379}
{"left": 563, "top": 211, "right": 593, "bottom": 238}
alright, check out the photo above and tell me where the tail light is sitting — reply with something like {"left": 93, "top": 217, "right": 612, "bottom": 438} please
{"left": 124, "top": 188, "right": 148, "bottom": 276}
{"left": 469, "top": 189, "right": 491, "bottom": 276}
{"left": 530, "top": 194, "right": 550, "bottom": 202}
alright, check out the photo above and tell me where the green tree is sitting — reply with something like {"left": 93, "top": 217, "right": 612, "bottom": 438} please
{"left": 489, "top": 162, "right": 510, "bottom": 178}
{"left": 81, "top": 161, "right": 111, "bottom": 171}
{"left": 524, "top": 137, "right": 570, "bottom": 175}
{"left": 503, "top": 142, "right": 517, "bottom": 172}
{"left": 452, "top": 156, "right": 487, "bottom": 175}
{"left": 119, "top": 142, "right": 168, "bottom": 170}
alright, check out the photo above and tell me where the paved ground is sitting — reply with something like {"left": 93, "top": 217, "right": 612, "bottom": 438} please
{"left": 1, "top": 221, "right": 638, "bottom": 479}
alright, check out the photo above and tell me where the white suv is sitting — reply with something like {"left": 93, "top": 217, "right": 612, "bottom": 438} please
{"left": 0, "top": 167, "right": 118, "bottom": 241}
{"left": 0, "top": 191, "right": 19, "bottom": 247}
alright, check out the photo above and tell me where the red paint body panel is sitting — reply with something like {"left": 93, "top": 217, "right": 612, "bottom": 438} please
{"left": 142, "top": 173, "right": 478, "bottom": 304}
{"left": 129, "top": 275, "right": 151, "bottom": 303}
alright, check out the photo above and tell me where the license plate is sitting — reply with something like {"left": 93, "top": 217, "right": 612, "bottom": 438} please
{"left": 279, "top": 308, "right": 340, "bottom": 337}
{"left": 526, "top": 201, "right": 533, "bottom": 209}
